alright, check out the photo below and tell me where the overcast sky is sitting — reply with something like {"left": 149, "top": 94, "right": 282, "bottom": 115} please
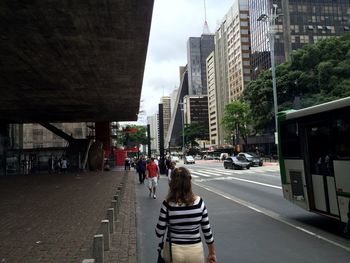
{"left": 136, "top": 0, "right": 234, "bottom": 124}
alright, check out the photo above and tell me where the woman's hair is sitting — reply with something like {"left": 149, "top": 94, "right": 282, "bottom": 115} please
{"left": 166, "top": 167, "right": 195, "bottom": 205}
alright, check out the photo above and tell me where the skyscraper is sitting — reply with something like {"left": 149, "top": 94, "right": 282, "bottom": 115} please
{"left": 249, "top": 0, "right": 350, "bottom": 78}
{"left": 211, "top": 0, "right": 251, "bottom": 147}
{"left": 183, "top": 95, "right": 209, "bottom": 141}
{"left": 160, "top": 96, "right": 171, "bottom": 143}
{"left": 147, "top": 114, "right": 159, "bottom": 154}
{"left": 187, "top": 34, "right": 215, "bottom": 95}
{"left": 206, "top": 51, "right": 218, "bottom": 146}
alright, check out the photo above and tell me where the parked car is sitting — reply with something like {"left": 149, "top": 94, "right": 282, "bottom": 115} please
{"left": 223, "top": 156, "right": 250, "bottom": 170}
{"left": 184, "top": 155, "right": 195, "bottom": 164}
{"left": 237, "top": 152, "right": 263, "bottom": 166}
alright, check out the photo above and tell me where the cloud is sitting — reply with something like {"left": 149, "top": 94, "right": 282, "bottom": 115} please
{"left": 139, "top": 0, "right": 233, "bottom": 122}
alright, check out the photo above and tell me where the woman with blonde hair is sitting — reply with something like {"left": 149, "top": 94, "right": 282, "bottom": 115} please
{"left": 155, "top": 167, "right": 217, "bottom": 263}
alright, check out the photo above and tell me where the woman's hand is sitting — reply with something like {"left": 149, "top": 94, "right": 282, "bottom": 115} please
{"left": 207, "top": 253, "right": 217, "bottom": 263}
{"left": 207, "top": 243, "right": 217, "bottom": 263}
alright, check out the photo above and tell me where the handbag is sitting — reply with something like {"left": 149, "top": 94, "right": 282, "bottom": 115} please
{"left": 157, "top": 205, "right": 173, "bottom": 263}
{"left": 157, "top": 247, "right": 165, "bottom": 263}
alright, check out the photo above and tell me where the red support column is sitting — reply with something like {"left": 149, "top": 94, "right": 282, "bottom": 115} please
{"left": 95, "top": 122, "right": 111, "bottom": 155}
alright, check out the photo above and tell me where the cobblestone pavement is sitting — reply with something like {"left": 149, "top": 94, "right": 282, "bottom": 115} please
{"left": 0, "top": 168, "right": 136, "bottom": 263}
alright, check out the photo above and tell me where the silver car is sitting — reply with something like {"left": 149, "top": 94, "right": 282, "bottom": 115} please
{"left": 223, "top": 156, "right": 251, "bottom": 170}
{"left": 184, "top": 155, "right": 195, "bottom": 164}
{"left": 237, "top": 152, "right": 263, "bottom": 166}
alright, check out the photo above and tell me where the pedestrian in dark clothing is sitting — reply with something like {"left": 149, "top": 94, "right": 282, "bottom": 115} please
{"left": 48, "top": 156, "right": 54, "bottom": 174}
{"left": 124, "top": 157, "right": 131, "bottom": 170}
{"left": 165, "top": 156, "right": 171, "bottom": 175}
{"left": 136, "top": 157, "right": 147, "bottom": 184}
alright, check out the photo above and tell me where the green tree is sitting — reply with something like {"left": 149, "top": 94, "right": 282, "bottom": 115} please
{"left": 221, "top": 101, "right": 251, "bottom": 147}
{"left": 183, "top": 123, "right": 207, "bottom": 148}
{"left": 125, "top": 125, "right": 148, "bottom": 147}
{"left": 114, "top": 124, "right": 148, "bottom": 149}
{"left": 244, "top": 34, "right": 350, "bottom": 133}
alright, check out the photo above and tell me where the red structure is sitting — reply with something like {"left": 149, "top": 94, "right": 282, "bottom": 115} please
{"left": 115, "top": 149, "right": 127, "bottom": 166}
{"left": 95, "top": 121, "right": 111, "bottom": 155}
{"left": 114, "top": 147, "right": 139, "bottom": 166}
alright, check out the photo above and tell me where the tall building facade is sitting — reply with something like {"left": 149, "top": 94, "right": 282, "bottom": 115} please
{"left": 212, "top": 0, "right": 251, "bottom": 147}
{"left": 183, "top": 95, "right": 210, "bottom": 141}
{"left": 206, "top": 51, "right": 218, "bottom": 146}
{"left": 249, "top": 0, "right": 350, "bottom": 78}
{"left": 187, "top": 34, "right": 215, "bottom": 95}
{"left": 160, "top": 96, "right": 171, "bottom": 144}
{"left": 169, "top": 88, "right": 179, "bottom": 115}
{"left": 147, "top": 114, "right": 159, "bottom": 153}
{"left": 166, "top": 67, "right": 189, "bottom": 151}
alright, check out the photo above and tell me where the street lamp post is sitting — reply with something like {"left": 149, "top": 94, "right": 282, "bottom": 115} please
{"left": 258, "top": 4, "right": 280, "bottom": 141}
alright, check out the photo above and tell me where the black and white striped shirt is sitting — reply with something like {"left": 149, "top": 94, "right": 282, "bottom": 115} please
{"left": 155, "top": 196, "right": 214, "bottom": 245}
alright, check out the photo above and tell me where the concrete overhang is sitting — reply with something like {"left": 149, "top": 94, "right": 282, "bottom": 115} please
{"left": 0, "top": 0, "right": 154, "bottom": 123}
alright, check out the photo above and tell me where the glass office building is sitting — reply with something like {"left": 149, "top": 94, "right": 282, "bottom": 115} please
{"left": 249, "top": 0, "right": 350, "bottom": 78}
{"left": 187, "top": 34, "right": 215, "bottom": 95}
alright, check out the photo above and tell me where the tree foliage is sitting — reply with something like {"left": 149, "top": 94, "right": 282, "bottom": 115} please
{"left": 221, "top": 101, "right": 251, "bottom": 146}
{"left": 244, "top": 34, "right": 350, "bottom": 133}
{"left": 115, "top": 124, "right": 148, "bottom": 148}
{"left": 127, "top": 125, "right": 148, "bottom": 146}
{"left": 183, "top": 123, "right": 207, "bottom": 148}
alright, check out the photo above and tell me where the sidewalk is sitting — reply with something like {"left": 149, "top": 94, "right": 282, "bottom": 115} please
{"left": 0, "top": 167, "right": 137, "bottom": 263}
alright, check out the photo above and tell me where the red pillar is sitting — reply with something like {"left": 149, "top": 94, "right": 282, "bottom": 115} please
{"left": 95, "top": 122, "right": 111, "bottom": 155}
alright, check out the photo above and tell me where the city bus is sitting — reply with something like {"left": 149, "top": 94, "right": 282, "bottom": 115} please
{"left": 278, "top": 96, "right": 350, "bottom": 224}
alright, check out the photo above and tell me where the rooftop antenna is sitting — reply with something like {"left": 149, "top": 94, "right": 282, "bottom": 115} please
{"left": 203, "top": 0, "right": 210, "bottom": 34}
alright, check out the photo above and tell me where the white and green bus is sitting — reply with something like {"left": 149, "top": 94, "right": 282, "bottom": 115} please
{"left": 278, "top": 96, "right": 350, "bottom": 223}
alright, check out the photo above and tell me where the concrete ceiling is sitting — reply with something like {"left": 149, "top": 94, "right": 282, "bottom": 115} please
{"left": 0, "top": 0, "right": 154, "bottom": 123}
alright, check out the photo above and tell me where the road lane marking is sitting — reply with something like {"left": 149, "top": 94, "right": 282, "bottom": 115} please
{"left": 190, "top": 170, "right": 282, "bottom": 190}
{"left": 194, "top": 182, "right": 350, "bottom": 252}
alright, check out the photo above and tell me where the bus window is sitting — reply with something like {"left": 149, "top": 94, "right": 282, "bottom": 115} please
{"left": 307, "top": 124, "right": 332, "bottom": 176}
{"left": 280, "top": 121, "right": 301, "bottom": 158}
{"left": 335, "top": 117, "right": 350, "bottom": 158}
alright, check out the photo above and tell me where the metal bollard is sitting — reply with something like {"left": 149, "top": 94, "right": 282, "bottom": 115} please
{"left": 101, "top": 220, "right": 110, "bottom": 251}
{"left": 114, "top": 194, "right": 120, "bottom": 213}
{"left": 111, "top": 200, "right": 118, "bottom": 220}
{"left": 92, "top": 234, "right": 104, "bottom": 263}
{"left": 107, "top": 208, "right": 114, "bottom": 233}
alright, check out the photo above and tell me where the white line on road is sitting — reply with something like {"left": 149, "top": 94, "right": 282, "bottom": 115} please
{"left": 191, "top": 170, "right": 282, "bottom": 190}
{"left": 194, "top": 182, "right": 350, "bottom": 252}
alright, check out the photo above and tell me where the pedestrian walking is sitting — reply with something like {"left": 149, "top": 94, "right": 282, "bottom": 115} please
{"left": 61, "top": 157, "right": 68, "bottom": 173}
{"left": 124, "top": 157, "right": 131, "bottom": 170}
{"left": 48, "top": 155, "right": 54, "bottom": 174}
{"left": 55, "top": 157, "right": 61, "bottom": 173}
{"left": 136, "top": 156, "right": 147, "bottom": 184}
{"left": 155, "top": 167, "right": 217, "bottom": 263}
{"left": 167, "top": 161, "right": 176, "bottom": 182}
{"left": 146, "top": 157, "right": 160, "bottom": 199}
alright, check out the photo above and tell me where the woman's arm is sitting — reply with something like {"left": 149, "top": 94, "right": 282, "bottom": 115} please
{"left": 155, "top": 201, "right": 168, "bottom": 238}
{"left": 207, "top": 243, "right": 217, "bottom": 263}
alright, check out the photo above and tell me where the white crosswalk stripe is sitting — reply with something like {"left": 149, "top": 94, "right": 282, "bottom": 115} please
{"left": 188, "top": 167, "right": 281, "bottom": 189}
{"left": 188, "top": 166, "right": 280, "bottom": 181}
